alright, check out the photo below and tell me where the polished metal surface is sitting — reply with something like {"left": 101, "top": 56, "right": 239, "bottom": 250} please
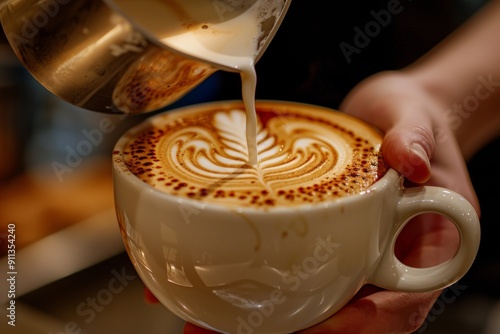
{"left": 0, "top": 0, "right": 206, "bottom": 114}
{"left": 0, "top": 0, "right": 290, "bottom": 114}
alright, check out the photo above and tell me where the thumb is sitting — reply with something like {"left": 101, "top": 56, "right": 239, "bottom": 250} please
{"left": 341, "top": 95, "right": 435, "bottom": 184}
{"left": 339, "top": 72, "right": 437, "bottom": 184}
{"left": 381, "top": 124, "right": 434, "bottom": 184}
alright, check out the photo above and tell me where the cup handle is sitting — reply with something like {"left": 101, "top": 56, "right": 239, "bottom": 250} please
{"left": 368, "top": 186, "right": 480, "bottom": 292}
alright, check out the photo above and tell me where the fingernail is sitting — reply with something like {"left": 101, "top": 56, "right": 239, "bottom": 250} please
{"left": 409, "top": 143, "right": 431, "bottom": 171}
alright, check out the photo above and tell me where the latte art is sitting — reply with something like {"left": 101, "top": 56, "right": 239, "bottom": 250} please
{"left": 119, "top": 102, "right": 387, "bottom": 207}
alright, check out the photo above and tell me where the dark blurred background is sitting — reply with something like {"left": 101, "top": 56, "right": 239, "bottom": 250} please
{"left": 1, "top": 0, "right": 498, "bottom": 333}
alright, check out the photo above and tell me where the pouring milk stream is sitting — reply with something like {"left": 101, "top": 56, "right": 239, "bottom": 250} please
{"left": 108, "top": 0, "right": 288, "bottom": 165}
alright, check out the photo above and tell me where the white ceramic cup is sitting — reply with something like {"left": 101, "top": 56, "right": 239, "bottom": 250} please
{"left": 113, "top": 101, "right": 480, "bottom": 334}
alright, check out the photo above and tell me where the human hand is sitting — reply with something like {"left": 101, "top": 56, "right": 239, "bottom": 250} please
{"left": 340, "top": 70, "right": 478, "bottom": 206}
{"left": 157, "top": 71, "right": 480, "bottom": 334}
{"left": 293, "top": 70, "right": 479, "bottom": 333}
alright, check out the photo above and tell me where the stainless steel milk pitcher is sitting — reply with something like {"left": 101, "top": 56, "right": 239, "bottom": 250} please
{"left": 0, "top": 0, "right": 290, "bottom": 114}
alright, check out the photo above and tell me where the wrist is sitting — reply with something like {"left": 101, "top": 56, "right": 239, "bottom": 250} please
{"left": 404, "top": 67, "right": 500, "bottom": 160}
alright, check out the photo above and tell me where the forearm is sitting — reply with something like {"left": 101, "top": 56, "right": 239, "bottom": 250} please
{"left": 405, "top": 0, "right": 500, "bottom": 159}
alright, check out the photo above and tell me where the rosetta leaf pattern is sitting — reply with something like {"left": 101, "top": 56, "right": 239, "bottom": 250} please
{"left": 214, "top": 110, "right": 265, "bottom": 161}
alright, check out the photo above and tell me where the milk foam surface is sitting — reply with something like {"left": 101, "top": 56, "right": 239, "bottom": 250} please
{"left": 118, "top": 102, "right": 388, "bottom": 207}
{"left": 111, "top": 0, "right": 285, "bottom": 69}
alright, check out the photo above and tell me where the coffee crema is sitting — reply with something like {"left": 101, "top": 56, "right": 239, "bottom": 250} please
{"left": 116, "top": 102, "right": 388, "bottom": 207}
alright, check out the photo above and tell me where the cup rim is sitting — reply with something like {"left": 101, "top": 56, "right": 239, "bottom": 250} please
{"left": 113, "top": 100, "right": 400, "bottom": 214}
